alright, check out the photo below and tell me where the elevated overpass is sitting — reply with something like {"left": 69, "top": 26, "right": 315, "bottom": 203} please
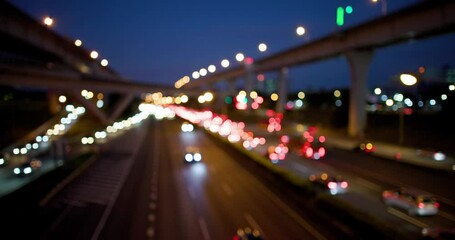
{"left": 1, "top": 0, "right": 455, "bottom": 138}
{"left": 182, "top": 0, "right": 455, "bottom": 139}
{"left": 0, "top": 1, "right": 181, "bottom": 125}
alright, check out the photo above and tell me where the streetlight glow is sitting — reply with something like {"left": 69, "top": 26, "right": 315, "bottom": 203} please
{"left": 101, "top": 59, "right": 109, "bottom": 66}
{"left": 43, "top": 16, "right": 53, "bottom": 26}
{"left": 90, "top": 51, "right": 99, "bottom": 59}
{"left": 199, "top": 68, "right": 207, "bottom": 76}
{"left": 258, "top": 43, "right": 267, "bottom": 52}
{"left": 208, "top": 65, "right": 216, "bottom": 73}
{"left": 192, "top": 71, "right": 200, "bottom": 79}
{"left": 400, "top": 74, "right": 417, "bottom": 86}
{"left": 296, "top": 26, "right": 306, "bottom": 36}
{"left": 371, "top": 0, "right": 387, "bottom": 15}
{"left": 74, "top": 39, "right": 82, "bottom": 47}
{"left": 235, "top": 53, "right": 245, "bottom": 62}
{"left": 221, "top": 59, "right": 230, "bottom": 68}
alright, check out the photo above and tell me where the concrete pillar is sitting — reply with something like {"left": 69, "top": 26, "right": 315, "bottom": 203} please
{"left": 221, "top": 79, "right": 237, "bottom": 115}
{"left": 245, "top": 63, "right": 255, "bottom": 112}
{"left": 276, "top": 67, "right": 288, "bottom": 114}
{"left": 228, "top": 79, "right": 237, "bottom": 96}
{"left": 346, "top": 50, "right": 373, "bottom": 139}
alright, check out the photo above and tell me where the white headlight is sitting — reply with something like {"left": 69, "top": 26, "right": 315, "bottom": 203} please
{"left": 185, "top": 153, "right": 193, "bottom": 162}
{"left": 194, "top": 153, "right": 202, "bottom": 161}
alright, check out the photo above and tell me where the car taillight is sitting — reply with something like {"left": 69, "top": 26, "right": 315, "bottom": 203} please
{"left": 341, "top": 181, "right": 348, "bottom": 188}
{"left": 327, "top": 182, "right": 337, "bottom": 189}
{"left": 434, "top": 202, "right": 440, "bottom": 208}
{"left": 318, "top": 147, "right": 326, "bottom": 158}
{"left": 305, "top": 147, "right": 314, "bottom": 158}
{"left": 418, "top": 203, "right": 425, "bottom": 209}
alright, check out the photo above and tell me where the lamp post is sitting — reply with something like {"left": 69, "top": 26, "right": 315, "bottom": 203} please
{"left": 398, "top": 73, "right": 417, "bottom": 144}
{"left": 371, "top": 0, "right": 387, "bottom": 16}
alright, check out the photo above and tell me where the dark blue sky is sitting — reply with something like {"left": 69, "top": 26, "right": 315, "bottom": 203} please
{"left": 10, "top": 0, "right": 455, "bottom": 92}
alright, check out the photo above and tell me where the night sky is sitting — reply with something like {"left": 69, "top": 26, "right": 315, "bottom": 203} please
{"left": 9, "top": 0, "right": 455, "bottom": 92}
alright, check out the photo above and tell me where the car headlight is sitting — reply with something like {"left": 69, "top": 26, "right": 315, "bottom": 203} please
{"left": 185, "top": 153, "right": 194, "bottom": 162}
{"left": 194, "top": 153, "right": 202, "bottom": 161}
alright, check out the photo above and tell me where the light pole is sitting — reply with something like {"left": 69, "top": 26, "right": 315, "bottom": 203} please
{"left": 372, "top": 0, "right": 387, "bottom": 16}
{"left": 398, "top": 73, "right": 417, "bottom": 145}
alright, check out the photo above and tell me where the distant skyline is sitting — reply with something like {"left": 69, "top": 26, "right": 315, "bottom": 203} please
{"left": 9, "top": 0, "right": 455, "bottom": 92}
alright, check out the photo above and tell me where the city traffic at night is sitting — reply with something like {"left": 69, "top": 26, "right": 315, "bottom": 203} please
{"left": 1, "top": 1, "right": 455, "bottom": 239}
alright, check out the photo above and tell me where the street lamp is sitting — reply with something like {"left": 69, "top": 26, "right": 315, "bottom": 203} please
{"left": 296, "top": 26, "right": 306, "bottom": 36}
{"left": 258, "top": 43, "right": 267, "bottom": 52}
{"left": 371, "top": 0, "right": 387, "bottom": 16}
{"left": 43, "top": 16, "right": 54, "bottom": 27}
{"left": 296, "top": 26, "right": 310, "bottom": 41}
{"left": 398, "top": 73, "right": 417, "bottom": 144}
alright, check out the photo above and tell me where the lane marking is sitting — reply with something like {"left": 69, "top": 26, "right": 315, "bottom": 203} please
{"left": 387, "top": 208, "right": 428, "bottom": 228}
{"left": 355, "top": 178, "right": 381, "bottom": 191}
{"left": 439, "top": 211, "right": 455, "bottom": 222}
{"left": 254, "top": 180, "right": 326, "bottom": 240}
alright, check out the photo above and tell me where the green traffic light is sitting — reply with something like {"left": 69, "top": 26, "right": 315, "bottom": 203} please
{"left": 336, "top": 7, "right": 344, "bottom": 26}
{"left": 336, "top": 5, "right": 353, "bottom": 26}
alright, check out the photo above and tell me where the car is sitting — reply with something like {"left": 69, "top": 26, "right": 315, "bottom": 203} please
{"left": 233, "top": 227, "right": 263, "bottom": 240}
{"left": 184, "top": 146, "right": 202, "bottom": 163}
{"left": 181, "top": 121, "right": 194, "bottom": 132}
{"left": 416, "top": 148, "right": 446, "bottom": 161}
{"left": 382, "top": 187, "right": 439, "bottom": 216}
{"left": 13, "top": 158, "right": 42, "bottom": 176}
{"left": 0, "top": 155, "right": 6, "bottom": 167}
{"left": 308, "top": 172, "right": 348, "bottom": 195}
{"left": 355, "top": 142, "right": 376, "bottom": 153}
{"left": 421, "top": 226, "right": 455, "bottom": 239}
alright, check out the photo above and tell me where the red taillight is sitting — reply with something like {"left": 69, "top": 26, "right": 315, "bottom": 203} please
{"left": 318, "top": 147, "right": 326, "bottom": 157}
{"left": 418, "top": 203, "right": 425, "bottom": 209}
{"left": 434, "top": 202, "right": 440, "bottom": 208}
{"left": 305, "top": 147, "right": 314, "bottom": 158}
{"left": 327, "top": 182, "right": 337, "bottom": 189}
{"left": 341, "top": 181, "right": 348, "bottom": 188}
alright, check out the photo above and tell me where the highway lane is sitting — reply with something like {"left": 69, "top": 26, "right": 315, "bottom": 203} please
{"left": 29, "top": 117, "right": 346, "bottom": 240}
{"left": 99, "top": 117, "right": 339, "bottom": 239}
{"left": 266, "top": 136, "right": 455, "bottom": 238}
{"left": 320, "top": 148, "right": 455, "bottom": 224}
{"left": 160, "top": 118, "right": 331, "bottom": 239}
{"left": 223, "top": 119, "right": 455, "bottom": 238}
{"left": 9, "top": 112, "right": 451, "bottom": 239}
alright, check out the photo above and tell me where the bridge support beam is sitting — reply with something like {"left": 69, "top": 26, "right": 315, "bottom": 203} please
{"left": 276, "top": 67, "right": 288, "bottom": 114}
{"left": 346, "top": 50, "right": 373, "bottom": 139}
{"left": 69, "top": 91, "right": 109, "bottom": 125}
{"left": 108, "top": 93, "right": 135, "bottom": 123}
